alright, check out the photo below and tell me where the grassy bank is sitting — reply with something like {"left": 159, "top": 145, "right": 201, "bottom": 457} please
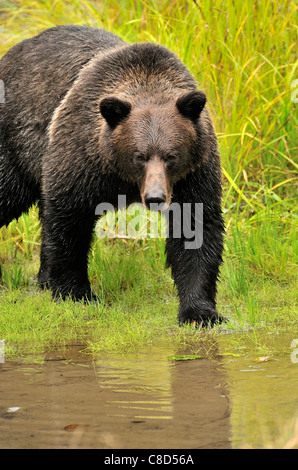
{"left": 0, "top": 0, "right": 297, "bottom": 357}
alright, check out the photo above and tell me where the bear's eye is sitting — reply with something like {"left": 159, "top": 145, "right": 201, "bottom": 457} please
{"left": 134, "top": 153, "right": 147, "bottom": 163}
{"left": 166, "top": 154, "right": 177, "bottom": 163}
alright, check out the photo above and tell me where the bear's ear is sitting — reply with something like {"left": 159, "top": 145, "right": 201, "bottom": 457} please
{"left": 100, "top": 96, "right": 132, "bottom": 128}
{"left": 176, "top": 90, "right": 207, "bottom": 121}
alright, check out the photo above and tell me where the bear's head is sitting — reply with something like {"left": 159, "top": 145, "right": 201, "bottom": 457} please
{"left": 99, "top": 89, "right": 207, "bottom": 210}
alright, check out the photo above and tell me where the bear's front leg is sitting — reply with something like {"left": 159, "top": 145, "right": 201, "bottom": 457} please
{"left": 165, "top": 173, "right": 225, "bottom": 327}
{"left": 42, "top": 202, "right": 97, "bottom": 302}
{"left": 166, "top": 217, "right": 225, "bottom": 327}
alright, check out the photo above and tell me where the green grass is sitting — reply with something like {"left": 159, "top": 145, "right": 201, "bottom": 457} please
{"left": 0, "top": 0, "right": 297, "bottom": 357}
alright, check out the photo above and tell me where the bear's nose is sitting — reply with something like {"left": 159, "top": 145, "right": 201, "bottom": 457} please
{"left": 144, "top": 191, "right": 166, "bottom": 210}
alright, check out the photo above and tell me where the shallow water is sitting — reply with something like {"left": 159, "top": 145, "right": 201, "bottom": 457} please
{"left": 0, "top": 333, "right": 297, "bottom": 449}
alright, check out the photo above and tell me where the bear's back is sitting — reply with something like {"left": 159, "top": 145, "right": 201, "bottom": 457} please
{"left": 0, "top": 26, "right": 125, "bottom": 181}
{"left": 0, "top": 25, "right": 124, "bottom": 77}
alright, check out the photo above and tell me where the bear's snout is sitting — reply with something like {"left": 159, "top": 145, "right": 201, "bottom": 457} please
{"left": 144, "top": 189, "right": 167, "bottom": 210}
{"left": 140, "top": 156, "right": 171, "bottom": 211}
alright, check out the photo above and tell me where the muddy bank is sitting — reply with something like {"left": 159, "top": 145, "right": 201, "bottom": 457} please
{"left": 0, "top": 332, "right": 297, "bottom": 449}
{"left": 0, "top": 345, "right": 230, "bottom": 449}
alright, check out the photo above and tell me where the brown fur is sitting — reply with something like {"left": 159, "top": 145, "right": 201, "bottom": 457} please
{"left": 0, "top": 25, "right": 225, "bottom": 326}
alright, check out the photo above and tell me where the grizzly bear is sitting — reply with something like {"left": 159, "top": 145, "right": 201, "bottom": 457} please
{"left": 0, "top": 25, "right": 225, "bottom": 326}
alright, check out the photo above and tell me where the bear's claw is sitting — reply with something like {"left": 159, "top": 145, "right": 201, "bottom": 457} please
{"left": 179, "top": 305, "right": 226, "bottom": 328}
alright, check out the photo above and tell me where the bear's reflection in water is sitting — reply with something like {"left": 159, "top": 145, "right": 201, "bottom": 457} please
{"left": 0, "top": 344, "right": 230, "bottom": 449}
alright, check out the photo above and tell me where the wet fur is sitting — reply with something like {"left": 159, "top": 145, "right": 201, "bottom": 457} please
{"left": 0, "top": 25, "right": 225, "bottom": 326}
